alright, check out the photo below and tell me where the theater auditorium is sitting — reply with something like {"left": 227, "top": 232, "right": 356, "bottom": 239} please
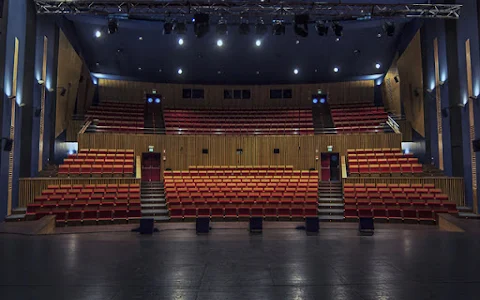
{"left": 1, "top": 0, "right": 480, "bottom": 299}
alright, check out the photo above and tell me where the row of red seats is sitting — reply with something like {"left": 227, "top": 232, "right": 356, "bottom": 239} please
{"left": 44, "top": 183, "right": 140, "bottom": 189}
{"left": 165, "top": 122, "right": 313, "bottom": 128}
{"left": 167, "top": 192, "right": 318, "bottom": 200}
{"left": 344, "top": 186, "right": 441, "bottom": 193}
{"left": 349, "top": 164, "right": 423, "bottom": 174}
{"left": 58, "top": 164, "right": 134, "bottom": 176}
{"left": 344, "top": 183, "right": 433, "bottom": 188}
{"left": 30, "top": 207, "right": 141, "bottom": 225}
{"left": 169, "top": 205, "right": 318, "bottom": 219}
{"left": 166, "top": 129, "right": 314, "bottom": 135}
{"left": 188, "top": 165, "right": 294, "bottom": 170}
{"left": 166, "top": 178, "right": 318, "bottom": 183}
{"left": 167, "top": 198, "right": 318, "bottom": 206}
{"left": 165, "top": 171, "right": 313, "bottom": 176}
{"left": 76, "top": 149, "right": 135, "bottom": 155}
{"left": 345, "top": 205, "right": 453, "bottom": 222}
{"left": 63, "top": 159, "right": 134, "bottom": 165}
{"left": 349, "top": 158, "right": 417, "bottom": 164}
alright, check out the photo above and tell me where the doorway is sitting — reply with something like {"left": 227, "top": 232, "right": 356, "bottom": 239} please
{"left": 142, "top": 152, "right": 161, "bottom": 182}
{"left": 320, "top": 152, "right": 340, "bottom": 181}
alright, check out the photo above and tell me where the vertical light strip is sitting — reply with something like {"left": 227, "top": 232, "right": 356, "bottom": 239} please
{"left": 434, "top": 38, "right": 444, "bottom": 170}
{"left": 8, "top": 38, "right": 19, "bottom": 215}
{"left": 38, "top": 36, "right": 48, "bottom": 172}
{"left": 466, "top": 39, "right": 477, "bottom": 213}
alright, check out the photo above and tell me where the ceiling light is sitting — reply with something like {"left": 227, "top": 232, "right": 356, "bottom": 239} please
{"left": 217, "top": 39, "right": 223, "bottom": 47}
{"left": 147, "top": 98, "right": 153, "bottom": 103}
{"left": 164, "top": 22, "right": 173, "bottom": 34}
{"left": 177, "top": 68, "right": 183, "bottom": 75}
{"left": 256, "top": 71, "right": 260, "bottom": 75}
{"left": 178, "top": 38, "right": 184, "bottom": 45}
{"left": 377, "top": 33, "right": 382, "bottom": 38}
{"left": 95, "top": 30, "right": 102, "bottom": 38}
{"left": 312, "top": 98, "right": 318, "bottom": 104}
{"left": 272, "top": 20, "right": 285, "bottom": 35}
{"left": 155, "top": 98, "right": 161, "bottom": 104}
{"left": 138, "top": 67, "right": 142, "bottom": 71}
{"left": 293, "top": 68, "right": 299, "bottom": 75}
{"left": 334, "top": 67, "right": 339, "bottom": 73}
{"left": 108, "top": 19, "right": 118, "bottom": 34}
{"left": 255, "top": 39, "right": 262, "bottom": 47}
{"left": 255, "top": 20, "right": 267, "bottom": 35}
{"left": 335, "top": 37, "right": 340, "bottom": 42}
{"left": 383, "top": 21, "right": 395, "bottom": 37}
{"left": 332, "top": 22, "right": 343, "bottom": 37}
{"left": 315, "top": 21, "right": 328, "bottom": 36}
{"left": 375, "top": 63, "right": 381, "bottom": 69}
{"left": 174, "top": 21, "right": 187, "bottom": 34}
{"left": 138, "top": 36, "right": 143, "bottom": 40}
{"left": 320, "top": 97, "right": 326, "bottom": 104}
{"left": 193, "top": 13, "right": 210, "bottom": 38}
{"left": 239, "top": 22, "right": 250, "bottom": 35}
{"left": 294, "top": 14, "right": 309, "bottom": 37}
{"left": 216, "top": 19, "right": 228, "bottom": 35}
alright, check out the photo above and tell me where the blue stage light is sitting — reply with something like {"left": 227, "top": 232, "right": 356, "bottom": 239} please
{"left": 155, "top": 98, "right": 161, "bottom": 104}
{"left": 147, "top": 98, "right": 153, "bottom": 103}
{"left": 320, "top": 97, "right": 326, "bottom": 104}
{"left": 312, "top": 98, "right": 318, "bottom": 104}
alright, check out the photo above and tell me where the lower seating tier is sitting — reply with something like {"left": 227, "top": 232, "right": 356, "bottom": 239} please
{"left": 169, "top": 204, "right": 318, "bottom": 220}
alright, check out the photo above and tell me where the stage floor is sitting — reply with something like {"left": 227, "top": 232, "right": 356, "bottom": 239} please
{"left": 1, "top": 222, "right": 479, "bottom": 300}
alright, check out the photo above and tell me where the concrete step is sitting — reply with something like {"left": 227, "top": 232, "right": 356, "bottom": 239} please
{"left": 141, "top": 209, "right": 169, "bottom": 216}
{"left": 458, "top": 212, "right": 480, "bottom": 219}
{"left": 318, "top": 215, "right": 345, "bottom": 221}
{"left": 318, "top": 197, "right": 344, "bottom": 202}
{"left": 141, "top": 198, "right": 166, "bottom": 203}
{"left": 318, "top": 193, "right": 343, "bottom": 197}
{"left": 318, "top": 203, "right": 344, "bottom": 208}
{"left": 318, "top": 208, "right": 345, "bottom": 215}
{"left": 141, "top": 216, "right": 170, "bottom": 222}
{"left": 141, "top": 203, "right": 167, "bottom": 209}
{"left": 5, "top": 214, "right": 26, "bottom": 222}
{"left": 141, "top": 194, "right": 165, "bottom": 198}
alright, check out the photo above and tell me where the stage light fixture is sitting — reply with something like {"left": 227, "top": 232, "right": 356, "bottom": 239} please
{"left": 217, "top": 39, "right": 224, "bottom": 47}
{"left": 216, "top": 19, "right": 228, "bottom": 35}
{"left": 334, "top": 67, "right": 339, "bottom": 73}
{"left": 108, "top": 19, "right": 118, "bottom": 34}
{"left": 272, "top": 20, "right": 285, "bottom": 35}
{"left": 155, "top": 98, "right": 161, "bottom": 104}
{"left": 315, "top": 21, "right": 328, "bottom": 36}
{"left": 95, "top": 30, "right": 102, "bottom": 38}
{"left": 147, "top": 98, "right": 153, "bottom": 103}
{"left": 312, "top": 98, "right": 319, "bottom": 104}
{"left": 174, "top": 21, "right": 187, "bottom": 34}
{"left": 178, "top": 38, "right": 184, "bottom": 45}
{"left": 375, "top": 63, "right": 381, "bottom": 69}
{"left": 255, "top": 20, "right": 268, "bottom": 35}
{"left": 294, "top": 14, "right": 309, "bottom": 37}
{"left": 164, "top": 22, "right": 173, "bottom": 34}
{"left": 255, "top": 39, "right": 262, "bottom": 47}
{"left": 293, "top": 68, "right": 299, "bottom": 75}
{"left": 178, "top": 68, "right": 183, "bottom": 75}
{"left": 320, "top": 97, "right": 326, "bottom": 104}
{"left": 383, "top": 21, "right": 395, "bottom": 37}
{"left": 194, "top": 13, "right": 210, "bottom": 38}
{"left": 239, "top": 22, "right": 250, "bottom": 35}
{"left": 332, "top": 22, "right": 343, "bottom": 37}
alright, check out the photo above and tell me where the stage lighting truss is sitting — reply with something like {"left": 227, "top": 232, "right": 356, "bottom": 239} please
{"left": 34, "top": 1, "right": 462, "bottom": 20}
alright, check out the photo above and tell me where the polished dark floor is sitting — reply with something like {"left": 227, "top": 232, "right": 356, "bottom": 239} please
{"left": 1, "top": 223, "right": 479, "bottom": 300}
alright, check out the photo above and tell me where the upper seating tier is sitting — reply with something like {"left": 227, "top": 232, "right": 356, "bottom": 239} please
{"left": 329, "top": 104, "right": 389, "bottom": 133}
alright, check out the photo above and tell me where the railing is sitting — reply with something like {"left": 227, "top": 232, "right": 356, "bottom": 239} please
{"left": 387, "top": 115, "right": 401, "bottom": 134}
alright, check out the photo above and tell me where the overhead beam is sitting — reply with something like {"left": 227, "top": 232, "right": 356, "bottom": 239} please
{"left": 33, "top": 1, "right": 462, "bottom": 20}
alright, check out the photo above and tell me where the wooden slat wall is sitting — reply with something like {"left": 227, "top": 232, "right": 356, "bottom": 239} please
{"left": 78, "top": 132, "right": 402, "bottom": 171}
{"left": 98, "top": 79, "right": 375, "bottom": 108}
{"left": 343, "top": 177, "right": 465, "bottom": 207}
{"left": 19, "top": 178, "right": 141, "bottom": 207}
{"left": 65, "top": 119, "right": 85, "bottom": 142}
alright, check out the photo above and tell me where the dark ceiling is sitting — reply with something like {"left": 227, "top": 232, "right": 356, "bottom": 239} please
{"left": 65, "top": 0, "right": 427, "bottom": 84}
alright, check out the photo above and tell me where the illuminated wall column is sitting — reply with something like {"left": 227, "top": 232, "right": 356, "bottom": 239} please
{"left": 38, "top": 36, "right": 47, "bottom": 172}
{"left": 433, "top": 38, "right": 444, "bottom": 170}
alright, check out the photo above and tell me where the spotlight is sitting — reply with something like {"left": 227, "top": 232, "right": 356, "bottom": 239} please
{"left": 95, "top": 30, "right": 102, "bottom": 38}
{"left": 108, "top": 19, "right": 118, "bottom": 34}
{"left": 147, "top": 98, "right": 153, "bottom": 103}
{"left": 216, "top": 19, "right": 228, "bottom": 35}
{"left": 334, "top": 67, "right": 339, "bottom": 73}
{"left": 294, "top": 14, "right": 309, "bottom": 37}
{"left": 383, "top": 21, "right": 395, "bottom": 37}
{"left": 293, "top": 68, "right": 299, "bottom": 75}
{"left": 193, "top": 13, "right": 210, "bottom": 38}
{"left": 217, "top": 39, "right": 224, "bottom": 47}
{"left": 375, "top": 63, "right": 381, "bottom": 69}
{"left": 239, "top": 22, "right": 250, "bottom": 35}
{"left": 255, "top": 20, "right": 268, "bottom": 35}
{"left": 315, "top": 21, "right": 328, "bottom": 36}
{"left": 155, "top": 98, "right": 161, "bottom": 104}
{"left": 320, "top": 97, "right": 326, "bottom": 104}
{"left": 312, "top": 98, "right": 319, "bottom": 104}
{"left": 174, "top": 21, "right": 187, "bottom": 34}
{"left": 177, "top": 68, "right": 183, "bottom": 75}
{"left": 255, "top": 39, "right": 262, "bottom": 47}
{"left": 332, "top": 22, "right": 343, "bottom": 37}
{"left": 178, "top": 38, "right": 184, "bottom": 45}
{"left": 164, "top": 22, "right": 173, "bottom": 34}
{"left": 272, "top": 20, "right": 285, "bottom": 35}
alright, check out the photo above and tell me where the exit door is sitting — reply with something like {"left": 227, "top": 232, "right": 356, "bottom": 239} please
{"left": 320, "top": 153, "right": 340, "bottom": 181}
{"left": 142, "top": 152, "right": 161, "bottom": 182}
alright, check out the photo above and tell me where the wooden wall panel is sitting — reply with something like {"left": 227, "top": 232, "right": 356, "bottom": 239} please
{"left": 65, "top": 119, "right": 86, "bottom": 142}
{"left": 56, "top": 30, "right": 82, "bottom": 137}
{"left": 78, "top": 132, "right": 402, "bottom": 171}
{"left": 397, "top": 30, "right": 425, "bottom": 137}
{"left": 19, "top": 178, "right": 141, "bottom": 207}
{"left": 98, "top": 79, "right": 375, "bottom": 109}
{"left": 344, "top": 177, "right": 465, "bottom": 207}
{"left": 381, "top": 55, "right": 402, "bottom": 115}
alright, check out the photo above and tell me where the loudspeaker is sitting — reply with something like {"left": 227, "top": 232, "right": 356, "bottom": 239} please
{"left": 202, "top": 148, "right": 209, "bottom": 154}
{"left": 305, "top": 217, "right": 319, "bottom": 234}
{"left": 3, "top": 138, "right": 13, "bottom": 152}
{"left": 249, "top": 217, "right": 263, "bottom": 233}
{"left": 359, "top": 217, "right": 374, "bottom": 235}
{"left": 196, "top": 217, "right": 210, "bottom": 234}
{"left": 132, "top": 218, "right": 156, "bottom": 234}
{"left": 473, "top": 139, "right": 480, "bottom": 152}
{"left": 273, "top": 148, "right": 280, "bottom": 154}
